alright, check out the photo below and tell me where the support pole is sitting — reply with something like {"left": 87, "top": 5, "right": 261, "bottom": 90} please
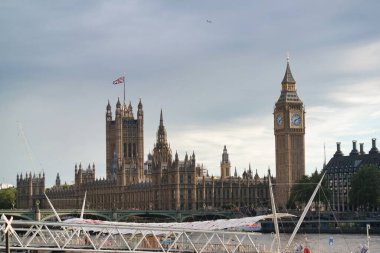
{"left": 367, "top": 224, "right": 370, "bottom": 252}
{"left": 6, "top": 230, "right": 10, "bottom": 253}
{"left": 123, "top": 77, "right": 126, "bottom": 106}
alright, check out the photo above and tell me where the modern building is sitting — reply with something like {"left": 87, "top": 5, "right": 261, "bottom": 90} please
{"left": 325, "top": 139, "right": 380, "bottom": 212}
{"left": 274, "top": 60, "right": 305, "bottom": 207}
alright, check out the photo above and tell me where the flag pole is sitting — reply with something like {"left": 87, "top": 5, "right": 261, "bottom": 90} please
{"left": 123, "top": 76, "right": 125, "bottom": 106}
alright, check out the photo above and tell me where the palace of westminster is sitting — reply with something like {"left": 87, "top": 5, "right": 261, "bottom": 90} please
{"left": 16, "top": 60, "right": 380, "bottom": 212}
{"left": 15, "top": 61, "right": 306, "bottom": 211}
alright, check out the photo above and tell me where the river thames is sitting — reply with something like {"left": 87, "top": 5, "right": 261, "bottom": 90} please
{"left": 45, "top": 233, "right": 378, "bottom": 253}
{"left": 254, "top": 233, "right": 379, "bottom": 253}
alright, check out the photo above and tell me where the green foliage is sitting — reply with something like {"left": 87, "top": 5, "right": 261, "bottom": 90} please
{"left": 349, "top": 164, "right": 380, "bottom": 210}
{"left": 221, "top": 203, "right": 236, "bottom": 210}
{"left": 0, "top": 187, "right": 17, "bottom": 209}
{"left": 62, "top": 182, "right": 72, "bottom": 189}
{"left": 287, "top": 170, "right": 330, "bottom": 209}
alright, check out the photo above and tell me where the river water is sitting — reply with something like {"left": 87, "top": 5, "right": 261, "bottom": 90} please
{"left": 48, "top": 233, "right": 378, "bottom": 253}
{"left": 29, "top": 233, "right": 379, "bottom": 253}
{"left": 254, "top": 233, "right": 379, "bottom": 253}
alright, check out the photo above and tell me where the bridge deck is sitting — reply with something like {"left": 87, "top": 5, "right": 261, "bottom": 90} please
{"left": 1, "top": 218, "right": 269, "bottom": 253}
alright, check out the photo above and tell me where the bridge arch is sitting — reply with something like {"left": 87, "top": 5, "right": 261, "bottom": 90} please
{"left": 181, "top": 213, "right": 229, "bottom": 222}
{"left": 1, "top": 213, "right": 33, "bottom": 221}
{"left": 42, "top": 212, "right": 111, "bottom": 221}
{"left": 117, "top": 212, "right": 176, "bottom": 222}
{"left": 83, "top": 212, "right": 111, "bottom": 221}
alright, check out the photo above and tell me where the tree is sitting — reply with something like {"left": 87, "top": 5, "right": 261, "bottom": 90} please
{"left": 287, "top": 175, "right": 311, "bottom": 209}
{"left": 0, "top": 187, "right": 17, "bottom": 209}
{"left": 349, "top": 164, "right": 380, "bottom": 210}
{"left": 287, "top": 170, "right": 330, "bottom": 209}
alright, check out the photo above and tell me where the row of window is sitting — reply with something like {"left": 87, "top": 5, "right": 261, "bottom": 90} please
{"left": 123, "top": 143, "right": 137, "bottom": 158}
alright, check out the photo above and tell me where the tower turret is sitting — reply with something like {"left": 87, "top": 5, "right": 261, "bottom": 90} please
{"left": 152, "top": 110, "right": 172, "bottom": 165}
{"left": 175, "top": 151, "right": 179, "bottom": 163}
{"left": 191, "top": 151, "right": 196, "bottom": 164}
{"left": 156, "top": 110, "right": 169, "bottom": 147}
{"left": 254, "top": 169, "right": 260, "bottom": 181}
{"left": 125, "top": 101, "right": 134, "bottom": 119}
{"left": 151, "top": 110, "right": 172, "bottom": 209}
{"left": 106, "top": 98, "right": 144, "bottom": 183}
{"left": 106, "top": 100, "right": 112, "bottom": 121}
{"left": 137, "top": 98, "right": 144, "bottom": 181}
{"left": 55, "top": 173, "right": 61, "bottom": 187}
{"left": 220, "top": 145, "right": 231, "bottom": 178}
{"left": 248, "top": 163, "right": 252, "bottom": 178}
{"left": 115, "top": 98, "right": 123, "bottom": 174}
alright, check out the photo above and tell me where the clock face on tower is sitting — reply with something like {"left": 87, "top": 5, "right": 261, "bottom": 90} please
{"left": 291, "top": 112, "right": 302, "bottom": 127}
{"left": 275, "top": 113, "right": 283, "bottom": 128}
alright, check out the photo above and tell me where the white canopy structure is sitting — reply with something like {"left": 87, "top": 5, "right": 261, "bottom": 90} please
{"left": 62, "top": 213, "right": 295, "bottom": 234}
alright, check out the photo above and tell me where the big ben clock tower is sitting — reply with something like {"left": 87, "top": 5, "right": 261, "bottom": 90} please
{"left": 274, "top": 59, "right": 305, "bottom": 208}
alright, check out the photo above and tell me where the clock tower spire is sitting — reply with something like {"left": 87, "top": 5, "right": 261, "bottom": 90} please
{"left": 274, "top": 59, "right": 305, "bottom": 208}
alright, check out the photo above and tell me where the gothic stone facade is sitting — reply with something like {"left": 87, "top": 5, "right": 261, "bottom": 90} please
{"left": 16, "top": 172, "right": 45, "bottom": 209}
{"left": 274, "top": 60, "right": 305, "bottom": 208}
{"left": 17, "top": 100, "right": 271, "bottom": 211}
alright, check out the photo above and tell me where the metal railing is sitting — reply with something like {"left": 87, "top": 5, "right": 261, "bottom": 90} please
{"left": 1, "top": 217, "right": 267, "bottom": 253}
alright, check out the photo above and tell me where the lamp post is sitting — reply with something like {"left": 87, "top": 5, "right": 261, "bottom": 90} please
{"left": 35, "top": 200, "right": 41, "bottom": 221}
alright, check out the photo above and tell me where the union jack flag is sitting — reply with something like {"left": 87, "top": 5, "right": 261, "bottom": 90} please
{"left": 113, "top": 76, "right": 125, "bottom": 85}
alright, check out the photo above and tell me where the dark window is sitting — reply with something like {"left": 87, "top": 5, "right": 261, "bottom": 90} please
{"left": 128, "top": 143, "right": 132, "bottom": 157}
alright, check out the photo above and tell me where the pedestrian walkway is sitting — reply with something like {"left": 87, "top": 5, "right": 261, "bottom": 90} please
{"left": 1, "top": 215, "right": 267, "bottom": 253}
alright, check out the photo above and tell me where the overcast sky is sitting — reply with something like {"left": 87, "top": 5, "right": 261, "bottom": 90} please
{"left": 1, "top": 1, "right": 380, "bottom": 187}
